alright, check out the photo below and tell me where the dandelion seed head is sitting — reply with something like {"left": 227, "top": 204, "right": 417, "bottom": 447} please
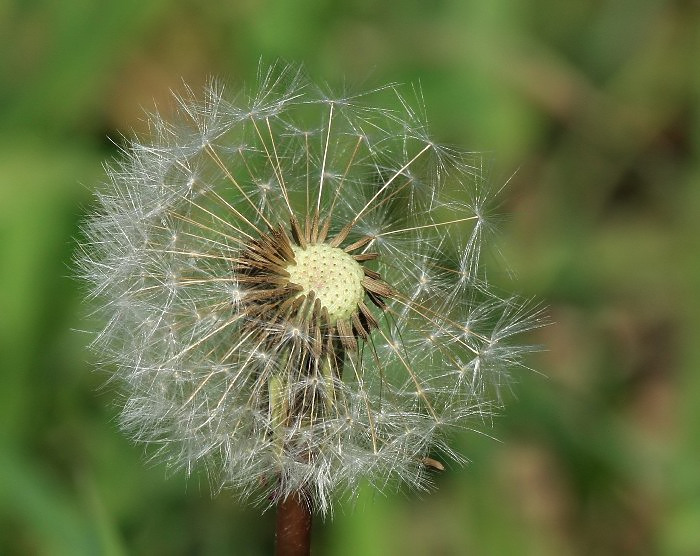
{"left": 78, "top": 63, "right": 542, "bottom": 516}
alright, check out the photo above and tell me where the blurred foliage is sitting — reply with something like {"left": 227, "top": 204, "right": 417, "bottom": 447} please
{"left": 1, "top": 0, "right": 698, "bottom": 554}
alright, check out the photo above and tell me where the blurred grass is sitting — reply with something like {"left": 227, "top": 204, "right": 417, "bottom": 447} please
{"left": 1, "top": 0, "right": 698, "bottom": 554}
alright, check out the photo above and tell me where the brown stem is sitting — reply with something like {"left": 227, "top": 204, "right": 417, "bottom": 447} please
{"left": 275, "top": 491, "right": 312, "bottom": 556}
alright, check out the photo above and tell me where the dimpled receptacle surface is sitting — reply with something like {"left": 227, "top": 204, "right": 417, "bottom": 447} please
{"left": 286, "top": 244, "right": 365, "bottom": 323}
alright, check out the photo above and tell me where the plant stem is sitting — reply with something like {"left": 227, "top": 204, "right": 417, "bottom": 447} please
{"left": 275, "top": 491, "right": 312, "bottom": 556}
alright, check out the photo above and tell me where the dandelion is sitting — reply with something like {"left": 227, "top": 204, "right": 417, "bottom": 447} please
{"left": 78, "top": 63, "right": 542, "bottom": 554}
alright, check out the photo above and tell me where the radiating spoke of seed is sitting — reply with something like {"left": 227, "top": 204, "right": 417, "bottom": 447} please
{"left": 317, "top": 102, "right": 334, "bottom": 215}
{"left": 388, "top": 295, "right": 486, "bottom": 353}
{"left": 205, "top": 144, "right": 273, "bottom": 229}
{"left": 248, "top": 116, "right": 294, "bottom": 216}
{"left": 375, "top": 216, "right": 478, "bottom": 237}
{"left": 352, "top": 143, "right": 431, "bottom": 224}
{"left": 374, "top": 326, "right": 439, "bottom": 421}
{"left": 327, "top": 134, "right": 364, "bottom": 221}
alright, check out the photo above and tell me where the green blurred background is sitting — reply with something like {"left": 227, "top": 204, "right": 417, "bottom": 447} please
{"left": 1, "top": 1, "right": 698, "bottom": 554}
